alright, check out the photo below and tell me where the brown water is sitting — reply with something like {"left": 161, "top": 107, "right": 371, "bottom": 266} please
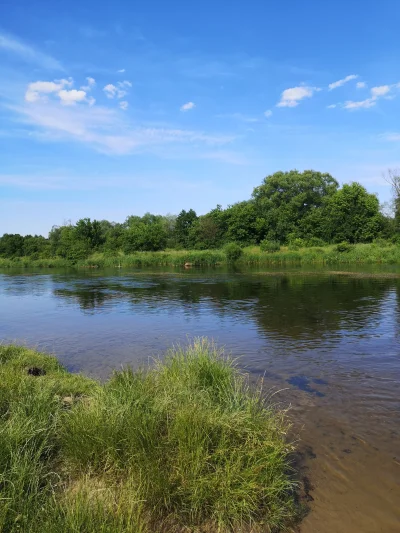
{"left": 0, "top": 267, "right": 399, "bottom": 532}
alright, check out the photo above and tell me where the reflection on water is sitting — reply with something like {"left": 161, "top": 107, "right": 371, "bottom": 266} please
{"left": 0, "top": 267, "right": 399, "bottom": 532}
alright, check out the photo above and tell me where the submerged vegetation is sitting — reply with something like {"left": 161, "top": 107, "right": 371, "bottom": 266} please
{"left": 0, "top": 340, "right": 299, "bottom": 532}
{"left": 1, "top": 170, "right": 399, "bottom": 267}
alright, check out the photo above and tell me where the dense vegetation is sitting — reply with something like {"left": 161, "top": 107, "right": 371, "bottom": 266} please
{"left": 1, "top": 170, "right": 399, "bottom": 263}
{"left": 0, "top": 340, "right": 299, "bottom": 532}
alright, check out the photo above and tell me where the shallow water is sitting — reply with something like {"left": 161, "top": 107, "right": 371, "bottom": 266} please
{"left": 1, "top": 266, "right": 399, "bottom": 532}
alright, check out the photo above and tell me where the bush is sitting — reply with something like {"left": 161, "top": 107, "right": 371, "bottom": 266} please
{"left": 260, "top": 239, "right": 281, "bottom": 253}
{"left": 335, "top": 241, "right": 352, "bottom": 253}
{"left": 223, "top": 242, "right": 243, "bottom": 262}
{"left": 305, "top": 237, "right": 326, "bottom": 247}
{"left": 287, "top": 238, "right": 304, "bottom": 250}
{"left": 372, "top": 238, "right": 391, "bottom": 248}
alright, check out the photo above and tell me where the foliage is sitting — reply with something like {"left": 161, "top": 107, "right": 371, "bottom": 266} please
{"left": 0, "top": 341, "right": 298, "bottom": 532}
{"left": 174, "top": 209, "right": 198, "bottom": 248}
{"left": 323, "top": 183, "right": 385, "bottom": 243}
{"left": 123, "top": 215, "right": 167, "bottom": 253}
{"left": 305, "top": 236, "right": 326, "bottom": 247}
{"left": 223, "top": 242, "right": 243, "bottom": 262}
{"left": 252, "top": 169, "right": 339, "bottom": 242}
{"left": 0, "top": 169, "right": 398, "bottom": 261}
{"left": 384, "top": 168, "right": 400, "bottom": 233}
{"left": 335, "top": 242, "right": 352, "bottom": 253}
{"left": 260, "top": 239, "right": 281, "bottom": 253}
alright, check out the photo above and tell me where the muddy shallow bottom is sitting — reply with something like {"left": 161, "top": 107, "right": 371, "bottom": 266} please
{"left": 0, "top": 266, "right": 399, "bottom": 532}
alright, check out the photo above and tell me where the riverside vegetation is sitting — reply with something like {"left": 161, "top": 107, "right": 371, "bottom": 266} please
{"left": 1, "top": 170, "right": 400, "bottom": 267}
{"left": 0, "top": 339, "right": 299, "bottom": 533}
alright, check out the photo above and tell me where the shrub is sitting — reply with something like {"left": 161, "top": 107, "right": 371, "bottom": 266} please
{"left": 223, "top": 242, "right": 243, "bottom": 262}
{"left": 288, "top": 238, "right": 305, "bottom": 251}
{"left": 305, "top": 237, "right": 326, "bottom": 247}
{"left": 260, "top": 239, "right": 281, "bottom": 253}
{"left": 372, "top": 238, "right": 391, "bottom": 248}
{"left": 335, "top": 241, "right": 352, "bottom": 253}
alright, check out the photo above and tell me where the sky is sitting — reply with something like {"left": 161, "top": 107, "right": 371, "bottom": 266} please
{"left": 1, "top": 0, "right": 400, "bottom": 236}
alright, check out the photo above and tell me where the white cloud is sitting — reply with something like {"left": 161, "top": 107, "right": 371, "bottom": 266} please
{"left": 344, "top": 83, "right": 399, "bottom": 110}
{"left": 117, "top": 69, "right": 125, "bottom": 73}
{"left": 103, "top": 84, "right": 117, "bottom": 98}
{"left": 81, "top": 77, "right": 96, "bottom": 91}
{"left": 24, "top": 78, "right": 96, "bottom": 107}
{"left": 371, "top": 85, "right": 390, "bottom": 97}
{"left": 277, "top": 86, "right": 320, "bottom": 107}
{"left": 328, "top": 74, "right": 358, "bottom": 90}
{"left": 180, "top": 101, "right": 196, "bottom": 111}
{"left": 327, "top": 104, "right": 337, "bottom": 109}
{"left": 264, "top": 110, "right": 272, "bottom": 118}
{"left": 103, "top": 81, "right": 131, "bottom": 99}
{"left": 119, "top": 101, "right": 128, "bottom": 111}
{"left": 0, "top": 32, "right": 63, "bottom": 70}
{"left": 25, "top": 78, "right": 73, "bottom": 102}
{"left": 58, "top": 89, "right": 87, "bottom": 106}
{"left": 344, "top": 98, "right": 375, "bottom": 109}
{"left": 9, "top": 99, "right": 234, "bottom": 156}
{"left": 356, "top": 81, "right": 366, "bottom": 89}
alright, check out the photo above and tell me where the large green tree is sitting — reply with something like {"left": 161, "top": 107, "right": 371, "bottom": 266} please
{"left": 123, "top": 213, "right": 167, "bottom": 252}
{"left": 252, "top": 170, "right": 339, "bottom": 242}
{"left": 323, "top": 182, "right": 385, "bottom": 242}
{"left": 0, "top": 234, "right": 24, "bottom": 258}
{"left": 174, "top": 209, "right": 198, "bottom": 248}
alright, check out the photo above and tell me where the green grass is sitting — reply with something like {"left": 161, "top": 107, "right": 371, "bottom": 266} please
{"left": 0, "top": 340, "right": 299, "bottom": 532}
{"left": 2, "top": 242, "right": 398, "bottom": 269}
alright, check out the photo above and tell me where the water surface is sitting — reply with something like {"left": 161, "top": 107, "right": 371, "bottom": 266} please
{"left": 1, "top": 266, "right": 399, "bottom": 532}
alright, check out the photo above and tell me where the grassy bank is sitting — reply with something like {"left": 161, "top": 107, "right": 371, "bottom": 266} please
{"left": 0, "top": 340, "right": 298, "bottom": 532}
{"left": 1, "top": 242, "right": 399, "bottom": 269}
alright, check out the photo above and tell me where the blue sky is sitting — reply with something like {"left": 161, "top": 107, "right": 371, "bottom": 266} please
{"left": 1, "top": 0, "right": 400, "bottom": 235}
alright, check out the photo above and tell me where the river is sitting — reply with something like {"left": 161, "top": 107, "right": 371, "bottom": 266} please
{"left": 0, "top": 266, "right": 399, "bottom": 532}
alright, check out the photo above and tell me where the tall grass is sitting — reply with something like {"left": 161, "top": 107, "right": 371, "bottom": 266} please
{"left": 1, "top": 243, "right": 400, "bottom": 269}
{"left": 0, "top": 340, "right": 299, "bottom": 532}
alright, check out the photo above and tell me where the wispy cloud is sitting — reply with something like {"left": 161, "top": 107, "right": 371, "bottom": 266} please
{"left": 80, "top": 77, "right": 96, "bottom": 91}
{"left": 343, "top": 82, "right": 399, "bottom": 110}
{"left": 0, "top": 32, "right": 63, "bottom": 70}
{"left": 381, "top": 132, "right": 400, "bottom": 141}
{"left": 277, "top": 86, "right": 320, "bottom": 107}
{"left": 328, "top": 74, "right": 358, "bottom": 90}
{"left": 180, "top": 101, "right": 196, "bottom": 112}
{"left": 371, "top": 85, "right": 390, "bottom": 97}
{"left": 103, "top": 81, "right": 131, "bottom": 99}
{"left": 8, "top": 98, "right": 234, "bottom": 155}
{"left": 356, "top": 81, "right": 366, "bottom": 89}
{"left": 264, "top": 110, "right": 272, "bottom": 118}
{"left": 216, "top": 112, "right": 259, "bottom": 122}
{"left": 198, "top": 150, "right": 249, "bottom": 165}
{"left": 79, "top": 26, "right": 106, "bottom": 39}
{"left": 117, "top": 68, "right": 126, "bottom": 73}
{"left": 119, "top": 101, "right": 128, "bottom": 111}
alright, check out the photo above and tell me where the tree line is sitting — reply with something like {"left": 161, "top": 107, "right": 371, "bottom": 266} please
{"left": 1, "top": 170, "right": 399, "bottom": 260}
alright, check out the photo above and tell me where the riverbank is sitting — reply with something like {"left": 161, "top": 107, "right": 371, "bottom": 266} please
{"left": 0, "top": 242, "right": 399, "bottom": 269}
{"left": 0, "top": 339, "right": 299, "bottom": 532}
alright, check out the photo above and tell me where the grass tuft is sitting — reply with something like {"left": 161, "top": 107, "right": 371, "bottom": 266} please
{"left": 0, "top": 340, "right": 299, "bottom": 532}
